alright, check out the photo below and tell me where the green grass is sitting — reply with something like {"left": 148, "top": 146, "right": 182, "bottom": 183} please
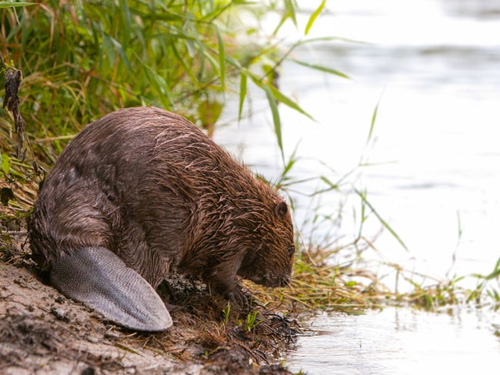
{"left": 0, "top": 0, "right": 321, "bottom": 217}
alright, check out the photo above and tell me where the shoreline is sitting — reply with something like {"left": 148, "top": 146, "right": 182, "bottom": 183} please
{"left": 0, "top": 242, "right": 299, "bottom": 375}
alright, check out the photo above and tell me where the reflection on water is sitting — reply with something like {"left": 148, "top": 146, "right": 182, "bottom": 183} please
{"left": 286, "top": 307, "right": 500, "bottom": 375}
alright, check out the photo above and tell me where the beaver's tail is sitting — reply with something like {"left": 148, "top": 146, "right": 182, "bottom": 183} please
{"left": 50, "top": 246, "right": 172, "bottom": 331}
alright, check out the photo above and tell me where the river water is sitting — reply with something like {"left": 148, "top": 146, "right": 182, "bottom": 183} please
{"left": 286, "top": 307, "right": 500, "bottom": 374}
{"left": 215, "top": 0, "right": 500, "bottom": 373}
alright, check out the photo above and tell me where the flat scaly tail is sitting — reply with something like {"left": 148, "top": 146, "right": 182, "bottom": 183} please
{"left": 50, "top": 246, "right": 172, "bottom": 331}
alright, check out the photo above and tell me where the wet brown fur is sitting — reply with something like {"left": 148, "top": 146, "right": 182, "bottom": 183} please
{"left": 29, "top": 107, "right": 295, "bottom": 299}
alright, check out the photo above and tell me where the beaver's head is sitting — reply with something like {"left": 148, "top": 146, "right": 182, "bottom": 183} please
{"left": 237, "top": 199, "right": 295, "bottom": 288}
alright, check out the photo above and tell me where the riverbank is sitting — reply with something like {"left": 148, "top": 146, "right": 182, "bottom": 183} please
{"left": 0, "top": 239, "right": 299, "bottom": 375}
{"left": 1, "top": 203, "right": 381, "bottom": 375}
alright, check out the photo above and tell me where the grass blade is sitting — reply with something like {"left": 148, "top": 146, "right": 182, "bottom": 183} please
{"left": 284, "top": 0, "right": 297, "bottom": 26}
{"left": 305, "top": 0, "right": 326, "bottom": 35}
{"left": 238, "top": 72, "right": 247, "bottom": 121}
{"left": 282, "top": 141, "right": 300, "bottom": 177}
{"left": 1, "top": 152, "right": 11, "bottom": 175}
{"left": 272, "top": 12, "right": 289, "bottom": 36}
{"left": 355, "top": 188, "right": 409, "bottom": 251}
{"left": 171, "top": 42, "right": 199, "bottom": 87}
{"left": 268, "top": 84, "right": 313, "bottom": 120}
{"left": 367, "top": 90, "right": 385, "bottom": 146}
{"left": 368, "top": 102, "right": 379, "bottom": 145}
{"left": 0, "top": 2, "right": 34, "bottom": 8}
{"left": 290, "top": 58, "right": 349, "bottom": 79}
{"left": 320, "top": 176, "right": 339, "bottom": 191}
{"left": 263, "top": 84, "right": 285, "bottom": 165}
{"left": 216, "top": 27, "right": 225, "bottom": 89}
{"left": 249, "top": 73, "right": 313, "bottom": 120}
{"left": 296, "top": 36, "right": 369, "bottom": 47}
{"left": 119, "top": 0, "right": 131, "bottom": 49}
{"left": 484, "top": 257, "right": 500, "bottom": 281}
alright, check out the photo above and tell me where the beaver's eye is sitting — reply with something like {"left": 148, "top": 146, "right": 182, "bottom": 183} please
{"left": 287, "top": 245, "right": 295, "bottom": 257}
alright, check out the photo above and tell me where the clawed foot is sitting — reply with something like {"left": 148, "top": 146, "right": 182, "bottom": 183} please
{"left": 226, "top": 285, "right": 251, "bottom": 308}
{"left": 208, "top": 275, "right": 253, "bottom": 308}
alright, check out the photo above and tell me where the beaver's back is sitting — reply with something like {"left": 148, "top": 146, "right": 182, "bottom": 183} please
{"left": 29, "top": 107, "right": 272, "bottom": 284}
{"left": 30, "top": 108, "right": 206, "bottom": 278}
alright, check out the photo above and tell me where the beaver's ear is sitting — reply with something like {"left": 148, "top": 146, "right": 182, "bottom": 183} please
{"left": 275, "top": 201, "right": 288, "bottom": 218}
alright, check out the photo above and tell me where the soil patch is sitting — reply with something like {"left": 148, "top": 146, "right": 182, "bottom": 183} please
{"left": 0, "top": 235, "right": 300, "bottom": 375}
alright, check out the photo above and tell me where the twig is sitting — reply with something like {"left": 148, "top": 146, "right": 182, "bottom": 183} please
{"left": 2, "top": 61, "right": 26, "bottom": 160}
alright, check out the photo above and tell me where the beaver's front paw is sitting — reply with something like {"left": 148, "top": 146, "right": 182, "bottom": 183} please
{"left": 226, "top": 285, "right": 250, "bottom": 307}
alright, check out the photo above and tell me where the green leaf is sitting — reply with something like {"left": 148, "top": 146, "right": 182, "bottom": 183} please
{"left": 201, "top": 1, "right": 232, "bottom": 23}
{"left": 216, "top": 27, "right": 225, "bottom": 89}
{"left": 484, "top": 257, "right": 500, "bottom": 281}
{"left": 119, "top": 0, "right": 131, "bottom": 48}
{"left": 249, "top": 73, "right": 313, "bottom": 120}
{"left": 1, "top": 153, "right": 11, "bottom": 175}
{"left": 171, "top": 42, "right": 199, "bottom": 87}
{"left": 200, "top": 50, "right": 220, "bottom": 80}
{"left": 263, "top": 84, "right": 285, "bottom": 165}
{"left": 238, "top": 72, "right": 247, "bottom": 121}
{"left": 296, "top": 36, "right": 369, "bottom": 47}
{"left": 367, "top": 88, "right": 387, "bottom": 146}
{"left": 305, "top": 0, "right": 326, "bottom": 35}
{"left": 320, "top": 176, "right": 339, "bottom": 191}
{"left": 368, "top": 100, "right": 379, "bottom": 145}
{"left": 101, "top": 32, "right": 116, "bottom": 69}
{"left": 281, "top": 142, "right": 300, "bottom": 178}
{"left": 456, "top": 210, "right": 463, "bottom": 240}
{"left": 197, "top": 100, "right": 223, "bottom": 127}
{"left": 182, "top": 16, "right": 198, "bottom": 58}
{"left": 272, "top": 12, "right": 289, "bottom": 36}
{"left": 110, "top": 35, "right": 131, "bottom": 71}
{"left": 290, "top": 58, "right": 349, "bottom": 79}
{"left": 0, "top": 2, "right": 34, "bottom": 8}
{"left": 224, "top": 54, "right": 242, "bottom": 69}
{"left": 355, "top": 188, "right": 409, "bottom": 251}
{"left": 284, "top": 0, "right": 297, "bottom": 26}
{"left": 268, "top": 84, "right": 313, "bottom": 120}
{"left": 142, "top": 64, "right": 172, "bottom": 109}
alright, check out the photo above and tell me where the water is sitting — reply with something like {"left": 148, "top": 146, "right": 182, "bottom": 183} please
{"left": 286, "top": 307, "right": 500, "bottom": 375}
{"left": 217, "top": 0, "right": 500, "bottom": 283}
{"left": 213, "top": 0, "right": 500, "bottom": 372}
{"left": 280, "top": 0, "right": 500, "bottom": 281}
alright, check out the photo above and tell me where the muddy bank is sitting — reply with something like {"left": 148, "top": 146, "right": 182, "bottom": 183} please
{"left": 0, "top": 238, "right": 299, "bottom": 375}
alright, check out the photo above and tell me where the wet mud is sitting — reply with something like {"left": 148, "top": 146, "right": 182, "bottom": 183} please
{"left": 0, "top": 237, "right": 299, "bottom": 375}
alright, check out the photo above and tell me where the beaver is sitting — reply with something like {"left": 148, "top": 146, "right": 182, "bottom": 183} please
{"left": 28, "top": 107, "right": 295, "bottom": 331}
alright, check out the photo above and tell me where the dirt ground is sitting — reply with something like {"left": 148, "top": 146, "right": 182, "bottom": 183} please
{"left": 0, "top": 236, "right": 300, "bottom": 375}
